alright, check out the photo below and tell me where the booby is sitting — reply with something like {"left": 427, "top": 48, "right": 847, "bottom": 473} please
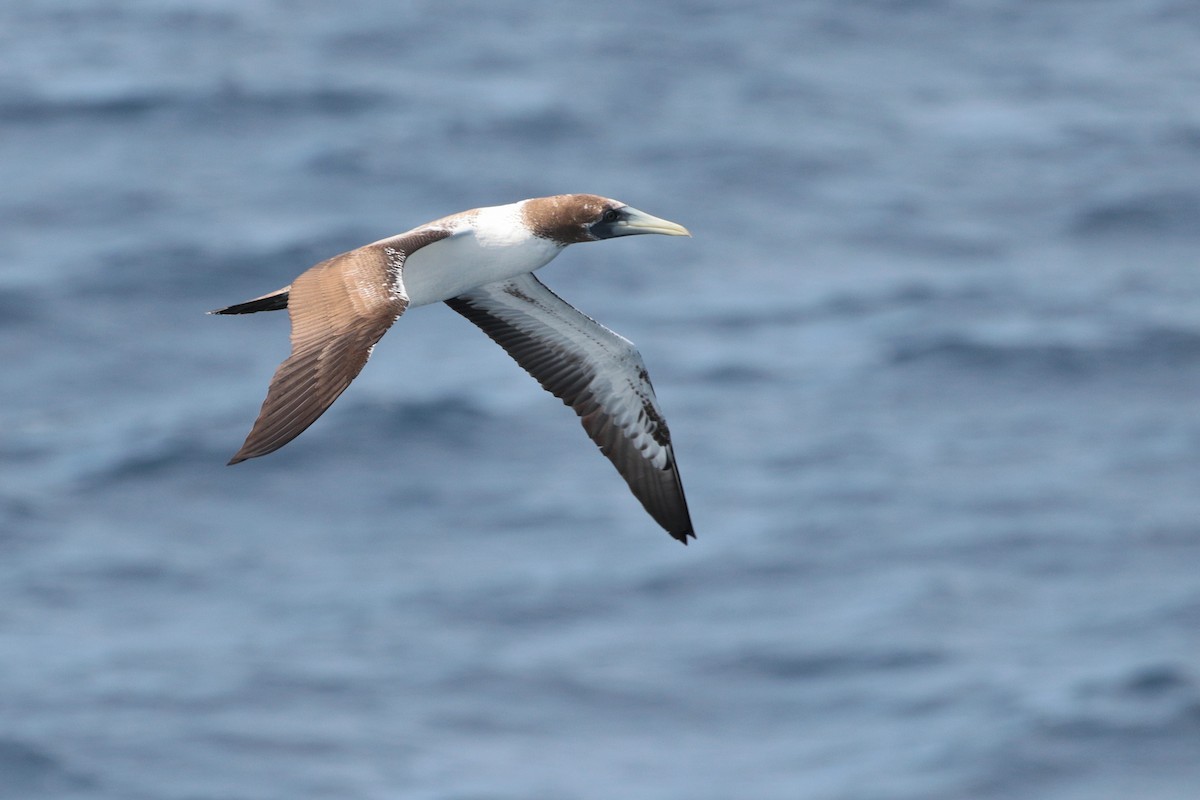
{"left": 211, "top": 194, "right": 695, "bottom": 542}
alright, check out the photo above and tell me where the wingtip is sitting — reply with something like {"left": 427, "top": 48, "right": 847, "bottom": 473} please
{"left": 671, "top": 529, "right": 696, "bottom": 545}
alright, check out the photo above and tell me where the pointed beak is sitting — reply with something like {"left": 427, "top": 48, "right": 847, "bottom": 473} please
{"left": 610, "top": 206, "right": 691, "bottom": 237}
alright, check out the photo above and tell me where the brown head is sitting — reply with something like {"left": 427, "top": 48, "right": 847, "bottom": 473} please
{"left": 520, "top": 194, "right": 691, "bottom": 245}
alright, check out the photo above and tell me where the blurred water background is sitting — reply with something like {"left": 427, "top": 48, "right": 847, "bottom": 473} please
{"left": 3, "top": 1, "right": 1200, "bottom": 798}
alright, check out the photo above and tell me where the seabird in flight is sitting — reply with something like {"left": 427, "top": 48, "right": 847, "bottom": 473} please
{"left": 211, "top": 194, "right": 695, "bottom": 542}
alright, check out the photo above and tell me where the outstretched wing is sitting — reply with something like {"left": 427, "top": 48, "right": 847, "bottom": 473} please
{"left": 228, "top": 228, "right": 450, "bottom": 464}
{"left": 446, "top": 272, "right": 694, "bottom": 542}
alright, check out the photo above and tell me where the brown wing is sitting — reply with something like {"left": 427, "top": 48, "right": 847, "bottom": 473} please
{"left": 228, "top": 228, "right": 449, "bottom": 464}
{"left": 446, "top": 273, "right": 694, "bottom": 542}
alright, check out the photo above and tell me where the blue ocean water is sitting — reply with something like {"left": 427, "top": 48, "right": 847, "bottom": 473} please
{"left": 3, "top": 1, "right": 1200, "bottom": 797}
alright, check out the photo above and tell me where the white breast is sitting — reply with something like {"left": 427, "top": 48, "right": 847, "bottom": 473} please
{"left": 401, "top": 202, "right": 564, "bottom": 307}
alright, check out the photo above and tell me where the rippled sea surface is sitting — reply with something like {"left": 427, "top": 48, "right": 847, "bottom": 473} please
{"left": 3, "top": 2, "right": 1200, "bottom": 798}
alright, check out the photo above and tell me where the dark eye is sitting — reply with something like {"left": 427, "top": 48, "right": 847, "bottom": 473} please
{"left": 602, "top": 208, "right": 621, "bottom": 223}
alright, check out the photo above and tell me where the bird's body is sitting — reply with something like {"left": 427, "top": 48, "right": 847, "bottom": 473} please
{"left": 399, "top": 202, "right": 562, "bottom": 306}
{"left": 212, "top": 194, "right": 695, "bottom": 542}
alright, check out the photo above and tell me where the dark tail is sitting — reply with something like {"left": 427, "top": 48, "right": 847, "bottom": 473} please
{"left": 208, "top": 287, "right": 291, "bottom": 315}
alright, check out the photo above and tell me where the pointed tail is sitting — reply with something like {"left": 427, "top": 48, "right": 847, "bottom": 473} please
{"left": 208, "top": 287, "right": 291, "bottom": 315}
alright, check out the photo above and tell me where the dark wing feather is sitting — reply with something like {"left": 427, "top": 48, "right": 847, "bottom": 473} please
{"left": 447, "top": 273, "right": 694, "bottom": 542}
{"left": 228, "top": 228, "right": 449, "bottom": 464}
